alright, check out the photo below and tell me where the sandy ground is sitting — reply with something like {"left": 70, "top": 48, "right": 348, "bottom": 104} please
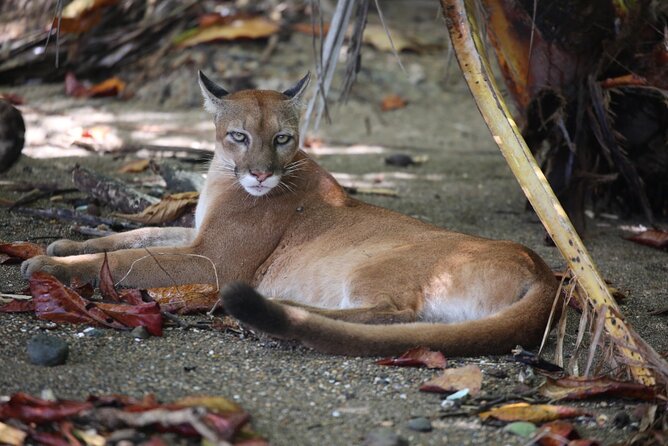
{"left": 1, "top": 2, "right": 666, "bottom": 445}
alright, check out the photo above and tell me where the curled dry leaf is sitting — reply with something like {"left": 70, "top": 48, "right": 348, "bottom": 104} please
{"left": 28, "top": 272, "right": 162, "bottom": 335}
{"left": 627, "top": 229, "right": 668, "bottom": 250}
{"left": 380, "top": 94, "right": 408, "bottom": 112}
{"left": 0, "top": 393, "right": 93, "bottom": 423}
{"left": 479, "top": 402, "right": 590, "bottom": 424}
{"left": 419, "top": 364, "right": 482, "bottom": 396}
{"left": 538, "top": 376, "right": 658, "bottom": 401}
{"left": 65, "top": 72, "right": 126, "bottom": 98}
{"left": 376, "top": 346, "right": 446, "bottom": 369}
{"left": 175, "top": 18, "right": 279, "bottom": 48}
{"left": 116, "top": 192, "right": 199, "bottom": 225}
{"left": 0, "top": 241, "right": 46, "bottom": 264}
{"left": 146, "top": 284, "right": 218, "bottom": 314}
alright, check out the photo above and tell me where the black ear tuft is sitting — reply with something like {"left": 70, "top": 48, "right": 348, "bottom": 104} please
{"left": 282, "top": 72, "right": 311, "bottom": 100}
{"left": 221, "top": 282, "right": 291, "bottom": 336}
{"left": 198, "top": 71, "right": 229, "bottom": 99}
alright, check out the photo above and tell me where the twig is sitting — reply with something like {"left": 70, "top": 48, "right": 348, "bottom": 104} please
{"left": 71, "top": 225, "right": 117, "bottom": 238}
{"left": 12, "top": 207, "right": 141, "bottom": 230}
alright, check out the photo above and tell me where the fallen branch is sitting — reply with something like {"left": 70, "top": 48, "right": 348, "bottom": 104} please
{"left": 72, "top": 165, "right": 158, "bottom": 213}
{"left": 12, "top": 207, "right": 140, "bottom": 231}
{"left": 440, "top": 0, "right": 668, "bottom": 388}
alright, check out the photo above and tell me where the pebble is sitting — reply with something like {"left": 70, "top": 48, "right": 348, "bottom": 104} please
{"left": 385, "top": 154, "right": 415, "bottom": 167}
{"left": 27, "top": 334, "right": 69, "bottom": 366}
{"left": 83, "top": 327, "right": 105, "bottom": 337}
{"left": 131, "top": 326, "right": 150, "bottom": 340}
{"left": 407, "top": 417, "right": 432, "bottom": 432}
{"left": 364, "top": 428, "right": 408, "bottom": 446}
{"left": 613, "top": 411, "right": 631, "bottom": 428}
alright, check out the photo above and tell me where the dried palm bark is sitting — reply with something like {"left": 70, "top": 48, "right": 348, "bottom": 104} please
{"left": 441, "top": 0, "right": 668, "bottom": 390}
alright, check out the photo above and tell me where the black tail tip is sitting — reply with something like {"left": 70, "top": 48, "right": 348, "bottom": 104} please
{"left": 220, "top": 282, "right": 291, "bottom": 336}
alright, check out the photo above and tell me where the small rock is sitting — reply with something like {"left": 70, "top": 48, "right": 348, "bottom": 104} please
{"left": 407, "top": 417, "right": 432, "bottom": 432}
{"left": 364, "top": 428, "right": 408, "bottom": 446}
{"left": 27, "top": 334, "right": 69, "bottom": 366}
{"left": 385, "top": 154, "right": 415, "bottom": 167}
{"left": 131, "top": 326, "right": 150, "bottom": 340}
{"left": 83, "top": 327, "right": 105, "bottom": 337}
{"left": 613, "top": 411, "right": 631, "bottom": 428}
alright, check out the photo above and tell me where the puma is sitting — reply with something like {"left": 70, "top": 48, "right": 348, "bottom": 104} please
{"left": 22, "top": 72, "right": 559, "bottom": 357}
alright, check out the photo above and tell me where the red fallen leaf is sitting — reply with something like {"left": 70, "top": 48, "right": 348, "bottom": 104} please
{"left": 534, "top": 420, "right": 579, "bottom": 446}
{"left": 0, "top": 393, "right": 93, "bottom": 423}
{"left": 377, "top": 346, "right": 446, "bottom": 369}
{"left": 26, "top": 430, "right": 70, "bottom": 446}
{"left": 0, "top": 241, "right": 46, "bottom": 264}
{"left": 627, "top": 229, "right": 668, "bottom": 250}
{"left": 420, "top": 364, "right": 482, "bottom": 396}
{"left": 479, "top": 403, "right": 590, "bottom": 423}
{"left": 65, "top": 72, "right": 88, "bottom": 97}
{"left": 96, "top": 301, "right": 162, "bottom": 336}
{"left": 538, "top": 376, "right": 658, "bottom": 401}
{"left": 380, "top": 94, "right": 407, "bottom": 111}
{"left": 29, "top": 272, "right": 162, "bottom": 335}
{"left": 568, "top": 441, "right": 601, "bottom": 446}
{"left": 0, "top": 298, "right": 35, "bottom": 313}
{"left": 99, "top": 252, "right": 121, "bottom": 302}
{"left": 142, "top": 436, "right": 169, "bottom": 446}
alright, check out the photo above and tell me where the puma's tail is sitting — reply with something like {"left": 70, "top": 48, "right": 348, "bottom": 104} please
{"left": 221, "top": 281, "right": 559, "bottom": 356}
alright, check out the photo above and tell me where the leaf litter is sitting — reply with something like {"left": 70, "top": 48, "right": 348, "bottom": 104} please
{"left": 0, "top": 392, "right": 266, "bottom": 445}
{"left": 376, "top": 346, "right": 446, "bottom": 369}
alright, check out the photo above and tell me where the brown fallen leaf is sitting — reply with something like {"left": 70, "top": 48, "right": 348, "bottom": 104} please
{"left": 56, "top": 0, "right": 119, "bottom": 34}
{"left": 479, "top": 403, "right": 590, "bottom": 423}
{"left": 538, "top": 376, "right": 658, "bottom": 401}
{"left": 175, "top": 18, "right": 279, "bottom": 48}
{"left": 363, "top": 24, "right": 416, "bottom": 52}
{"left": 65, "top": 72, "right": 126, "bottom": 98}
{"left": 420, "top": 364, "right": 482, "bottom": 396}
{"left": 627, "top": 229, "right": 668, "bottom": 250}
{"left": 0, "top": 242, "right": 46, "bottom": 264}
{"left": 380, "top": 94, "right": 408, "bottom": 112}
{"left": 292, "top": 22, "right": 331, "bottom": 36}
{"left": 146, "top": 284, "right": 218, "bottom": 314}
{"left": 118, "top": 159, "right": 150, "bottom": 174}
{"left": 377, "top": 346, "right": 446, "bottom": 369}
{"left": 0, "top": 421, "right": 26, "bottom": 446}
{"left": 116, "top": 191, "right": 199, "bottom": 225}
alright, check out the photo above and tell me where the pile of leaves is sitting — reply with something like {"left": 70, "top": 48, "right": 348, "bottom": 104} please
{"left": 0, "top": 392, "right": 267, "bottom": 445}
{"left": 0, "top": 242, "right": 220, "bottom": 333}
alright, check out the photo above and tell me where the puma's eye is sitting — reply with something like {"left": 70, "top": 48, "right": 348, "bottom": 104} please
{"left": 228, "top": 131, "right": 248, "bottom": 143}
{"left": 274, "top": 134, "right": 291, "bottom": 145}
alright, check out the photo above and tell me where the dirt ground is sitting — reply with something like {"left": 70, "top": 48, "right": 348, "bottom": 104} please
{"left": 1, "top": 2, "right": 667, "bottom": 445}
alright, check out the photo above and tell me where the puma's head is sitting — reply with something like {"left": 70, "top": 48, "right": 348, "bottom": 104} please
{"left": 199, "top": 71, "right": 310, "bottom": 197}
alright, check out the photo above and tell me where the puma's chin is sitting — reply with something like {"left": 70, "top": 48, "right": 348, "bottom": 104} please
{"left": 239, "top": 174, "right": 281, "bottom": 197}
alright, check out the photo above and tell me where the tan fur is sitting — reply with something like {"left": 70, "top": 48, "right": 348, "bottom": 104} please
{"left": 22, "top": 74, "right": 559, "bottom": 356}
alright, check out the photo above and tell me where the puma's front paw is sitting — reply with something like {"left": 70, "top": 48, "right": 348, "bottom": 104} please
{"left": 47, "top": 239, "right": 85, "bottom": 256}
{"left": 21, "top": 255, "right": 72, "bottom": 283}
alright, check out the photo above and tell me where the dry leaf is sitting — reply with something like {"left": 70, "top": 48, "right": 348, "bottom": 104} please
{"left": 0, "top": 241, "right": 46, "bottom": 264}
{"left": 116, "top": 192, "right": 199, "bottom": 225}
{"left": 118, "top": 159, "right": 150, "bottom": 174}
{"left": 627, "top": 229, "right": 668, "bottom": 250}
{"left": 534, "top": 421, "right": 580, "bottom": 446}
{"left": 380, "top": 94, "right": 408, "bottom": 112}
{"left": 420, "top": 364, "right": 482, "bottom": 396}
{"left": 538, "top": 376, "right": 658, "bottom": 401}
{"left": 479, "top": 402, "right": 590, "bottom": 423}
{"left": 0, "top": 421, "right": 26, "bottom": 446}
{"left": 65, "top": 73, "right": 126, "bottom": 98}
{"left": 55, "top": 0, "right": 118, "bottom": 34}
{"left": 292, "top": 22, "right": 330, "bottom": 36}
{"left": 147, "top": 284, "right": 218, "bottom": 314}
{"left": 377, "top": 346, "right": 446, "bottom": 369}
{"left": 363, "top": 24, "right": 415, "bottom": 52}
{"left": 175, "top": 18, "right": 279, "bottom": 48}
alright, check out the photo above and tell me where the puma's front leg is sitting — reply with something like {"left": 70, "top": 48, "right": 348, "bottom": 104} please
{"left": 22, "top": 246, "right": 216, "bottom": 289}
{"left": 47, "top": 227, "right": 196, "bottom": 256}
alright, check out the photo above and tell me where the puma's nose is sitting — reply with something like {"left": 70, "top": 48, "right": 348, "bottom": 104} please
{"left": 250, "top": 170, "right": 273, "bottom": 183}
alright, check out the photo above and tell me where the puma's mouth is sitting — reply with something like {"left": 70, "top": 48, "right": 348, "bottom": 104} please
{"left": 239, "top": 173, "right": 281, "bottom": 197}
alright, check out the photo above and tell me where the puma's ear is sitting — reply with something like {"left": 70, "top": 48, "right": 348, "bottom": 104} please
{"left": 282, "top": 72, "right": 311, "bottom": 102}
{"left": 198, "top": 71, "right": 229, "bottom": 114}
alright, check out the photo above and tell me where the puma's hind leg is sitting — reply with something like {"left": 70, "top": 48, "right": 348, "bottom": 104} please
{"left": 47, "top": 227, "right": 196, "bottom": 256}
